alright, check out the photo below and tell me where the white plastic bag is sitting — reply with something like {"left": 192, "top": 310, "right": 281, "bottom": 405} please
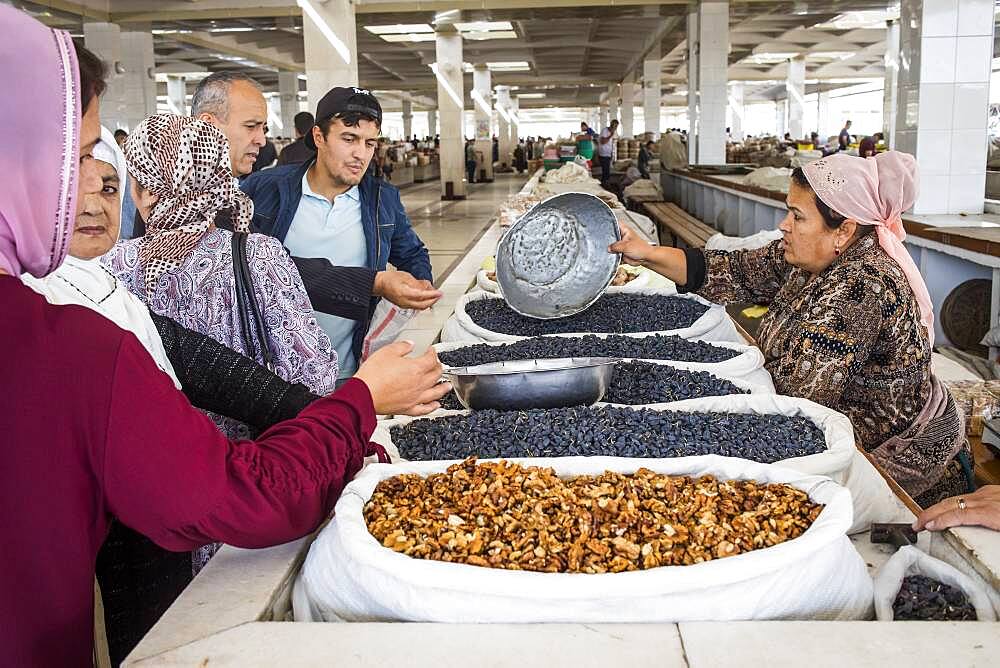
{"left": 372, "top": 394, "right": 896, "bottom": 535}
{"left": 873, "top": 545, "right": 997, "bottom": 621}
{"left": 293, "top": 455, "right": 873, "bottom": 624}
{"left": 433, "top": 336, "right": 772, "bottom": 389}
{"left": 705, "top": 229, "right": 783, "bottom": 252}
{"left": 448, "top": 290, "right": 741, "bottom": 345}
{"left": 361, "top": 299, "right": 417, "bottom": 361}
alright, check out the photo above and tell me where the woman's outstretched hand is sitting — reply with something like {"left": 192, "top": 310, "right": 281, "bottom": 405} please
{"left": 914, "top": 485, "right": 1000, "bottom": 532}
{"left": 609, "top": 223, "right": 654, "bottom": 266}
{"left": 354, "top": 341, "right": 451, "bottom": 416}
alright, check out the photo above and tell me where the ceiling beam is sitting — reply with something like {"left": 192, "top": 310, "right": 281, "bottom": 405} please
{"left": 171, "top": 31, "right": 303, "bottom": 72}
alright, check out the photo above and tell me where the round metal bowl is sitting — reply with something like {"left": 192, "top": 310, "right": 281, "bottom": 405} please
{"left": 496, "top": 192, "right": 621, "bottom": 319}
{"left": 441, "top": 357, "right": 618, "bottom": 411}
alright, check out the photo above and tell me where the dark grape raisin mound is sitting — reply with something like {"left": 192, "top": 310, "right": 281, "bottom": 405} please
{"left": 892, "top": 575, "right": 977, "bottom": 621}
{"left": 465, "top": 294, "right": 710, "bottom": 336}
{"left": 390, "top": 405, "right": 825, "bottom": 462}
{"left": 438, "top": 361, "right": 748, "bottom": 410}
{"left": 439, "top": 334, "right": 740, "bottom": 367}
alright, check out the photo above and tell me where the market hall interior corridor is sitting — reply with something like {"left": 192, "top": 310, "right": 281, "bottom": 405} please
{"left": 397, "top": 173, "right": 529, "bottom": 288}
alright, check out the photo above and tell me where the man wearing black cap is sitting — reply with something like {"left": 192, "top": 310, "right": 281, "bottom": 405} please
{"left": 242, "top": 87, "right": 437, "bottom": 378}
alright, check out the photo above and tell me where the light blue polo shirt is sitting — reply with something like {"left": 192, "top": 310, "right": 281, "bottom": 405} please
{"left": 283, "top": 173, "right": 367, "bottom": 377}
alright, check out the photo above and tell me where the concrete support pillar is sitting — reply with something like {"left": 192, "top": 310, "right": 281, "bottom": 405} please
{"left": 685, "top": 4, "right": 698, "bottom": 163}
{"left": 599, "top": 102, "right": 609, "bottom": 131}
{"left": 775, "top": 99, "right": 786, "bottom": 137}
{"left": 302, "top": 0, "right": 358, "bottom": 111}
{"left": 166, "top": 76, "right": 187, "bottom": 117}
{"left": 510, "top": 97, "right": 520, "bottom": 148}
{"left": 608, "top": 84, "right": 619, "bottom": 124}
{"left": 495, "top": 85, "right": 512, "bottom": 168}
{"left": 883, "top": 19, "right": 900, "bottom": 149}
{"left": 278, "top": 72, "right": 299, "bottom": 140}
{"left": 402, "top": 98, "right": 413, "bottom": 139}
{"left": 84, "top": 23, "right": 126, "bottom": 127}
{"left": 473, "top": 64, "right": 494, "bottom": 181}
{"left": 895, "top": 0, "right": 995, "bottom": 215}
{"left": 427, "top": 109, "right": 437, "bottom": 137}
{"left": 786, "top": 56, "right": 806, "bottom": 140}
{"left": 692, "top": 0, "right": 729, "bottom": 164}
{"left": 643, "top": 57, "right": 662, "bottom": 137}
{"left": 120, "top": 31, "right": 156, "bottom": 130}
{"left": 817, "top": 91, "right": 830, "bottom": 140}
{"left": 621, "top": 76, "right": 636, "bottom": 138}
{"left": 727, "top": 83, "right": 744, "bottom": 141}
{"left": 435, "top": 26, "right": 466, "bottom": 199}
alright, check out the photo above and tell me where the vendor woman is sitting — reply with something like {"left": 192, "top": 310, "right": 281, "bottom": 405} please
{"left": 610, "top": 152, "right": 973, "bottom": 507}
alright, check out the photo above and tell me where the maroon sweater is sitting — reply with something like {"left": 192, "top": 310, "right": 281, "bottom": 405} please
{"left": 0, "top": 276, "right": 376, "bottom": 666}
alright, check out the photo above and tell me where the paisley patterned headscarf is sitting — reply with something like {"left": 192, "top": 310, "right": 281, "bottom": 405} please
{"left": 802, "top": 151, "right": 934, "bottom": 345}
{"left": 0, "top": 5, "right": 79, "bottom": 277}
{"left": 124, "top": 114, "right": 253, "bottom": 293}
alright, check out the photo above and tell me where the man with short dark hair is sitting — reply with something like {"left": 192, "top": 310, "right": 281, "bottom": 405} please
{"left": 113, "top": 128, "right": 127, "bottom": 148}
{"left": 838, "top": 119, "right": 853, "bottom": 152}
{"left": 242, "top": 87, "right": 437, "bottom": 378}
{"left": 597, "top": 119, "right": 619, "bottom": 186}
{"left": 278, "top": 111, "right": 317, "bottom": 166}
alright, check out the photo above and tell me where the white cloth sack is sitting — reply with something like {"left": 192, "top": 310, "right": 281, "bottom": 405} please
{"left": 372, "top": 394, "right": 898, "bottom": 535}
{"left": 872, "top": 545, "right": 997, "bottom": 621}
{"left": 705, "top": 229, "right": 784, "bottom": 252}
{"left": 293, "top": 455, "right": 873, "bottom": 624}
{"left": 446, "top": 290, "right": 740, "bottom": 345}
{"left": 433, "top": 336, "right": 772, "bottom": 389}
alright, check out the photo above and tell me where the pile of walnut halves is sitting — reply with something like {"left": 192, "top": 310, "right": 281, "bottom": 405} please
{"left": 364, "top": 458, "right": 823, "bottom": 574}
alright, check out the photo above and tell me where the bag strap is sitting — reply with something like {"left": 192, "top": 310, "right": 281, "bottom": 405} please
{"left": 231, "top": 232, "right": 275, "bottom": 371}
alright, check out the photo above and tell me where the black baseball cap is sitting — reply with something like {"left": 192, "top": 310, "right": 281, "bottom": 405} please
{"left": 305, "top": 86, "right": 383, "bottom": 150}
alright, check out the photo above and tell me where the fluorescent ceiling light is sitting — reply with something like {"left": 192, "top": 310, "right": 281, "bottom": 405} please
{"left": 462, "top": 30, "right": 517, "bottom": 41}
{"left": 297, "top": 73, "right": 307, "bottom": 81}
{"left": 486, "top": 61, "right": 530, "bottom": 71}
{"left": 208, "top": 27, "right": 254, "bottom": 33}
{"left": 807, "top": 51, "right": 856, "bottom": 61}
{"left": 741, "top": 52, "right": 800, "bottom": 65}
{"left": 516, "top": 93, "right": 545, "bottom": 99}
{"left": 455, "top": 21, "right": 513, "bottom": 32}
{"left": 429, "top": 63, "right": 464, "bottom": 110}
{"left": 814, "top": 9, "right": 899, "bottom": 30}
{"left": 297, "top": 0, "right": 351, "bottom": 65}
{"left": 380, "top": 33, "right": 437, "bottom": 43}
{"left": 365, "top": 24, "right": 434, "bottom": 35}
{"left": 151, "top": 29, "right": 192, "bottom": 35}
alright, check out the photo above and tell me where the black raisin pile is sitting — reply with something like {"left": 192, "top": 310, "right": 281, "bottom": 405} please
{"left": 438, "top": 361, "right": 748, "bottom": 410}
{"left": 390, "top": 406, "right": 825, "bottom": 462}
{"left": 465, "top": 294, "right": 710, "bottom": 336}
{"left": 439, "top": 334, "right": 740, "bottom": 367}
{"left": 892, "top": 575, "right": 977, "bottom": 621}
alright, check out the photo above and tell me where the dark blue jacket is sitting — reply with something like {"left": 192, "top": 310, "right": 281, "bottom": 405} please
{"left": 241, "top": 159, "right": 433, "bottom": 362}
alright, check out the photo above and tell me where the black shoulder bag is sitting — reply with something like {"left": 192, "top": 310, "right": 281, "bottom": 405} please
{"left": 231, "top": 231, "right": 275, "bottom": 372}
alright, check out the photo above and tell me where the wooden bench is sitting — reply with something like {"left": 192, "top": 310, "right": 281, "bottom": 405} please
{"left": 642, "top": 202, "right": 716, "bottom": 248}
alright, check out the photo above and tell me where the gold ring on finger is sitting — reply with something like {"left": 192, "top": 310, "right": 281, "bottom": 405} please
{"left": 957, "top": 497, "right": 967, "bottom": 511}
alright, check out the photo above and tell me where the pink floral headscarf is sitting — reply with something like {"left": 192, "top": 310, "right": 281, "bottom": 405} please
{"left": 802, "top": 152, "right": 934, "bottom": 344}
{"left": 0, "top": 6, "right": 79, "bottom": 277}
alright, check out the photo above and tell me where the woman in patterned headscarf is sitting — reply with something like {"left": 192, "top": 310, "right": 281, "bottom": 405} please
{"left": 610, "top": 152, "right": 972, "bottom": 508}
{"left": 106, "top": 115, "right": 340, "bottom": 438}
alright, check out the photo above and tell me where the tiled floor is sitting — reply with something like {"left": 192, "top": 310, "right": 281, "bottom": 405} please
{"left": 400, "top": 175, "right": 527, "bottom": 286}
{"left": 393, "top": 174, "right": 529, "bottom": 352}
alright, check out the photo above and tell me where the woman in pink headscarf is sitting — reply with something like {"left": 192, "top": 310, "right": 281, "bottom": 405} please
{"left": 0, "top": 7, "right": 448, "bottom": 664}
{"left": 610, "top": 152, "right": 973, "bottom": 508}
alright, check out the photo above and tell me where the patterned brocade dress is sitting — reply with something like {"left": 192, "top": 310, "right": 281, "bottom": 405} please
{"left": 682, "top": 232, "right": 972, "bottom": 506}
